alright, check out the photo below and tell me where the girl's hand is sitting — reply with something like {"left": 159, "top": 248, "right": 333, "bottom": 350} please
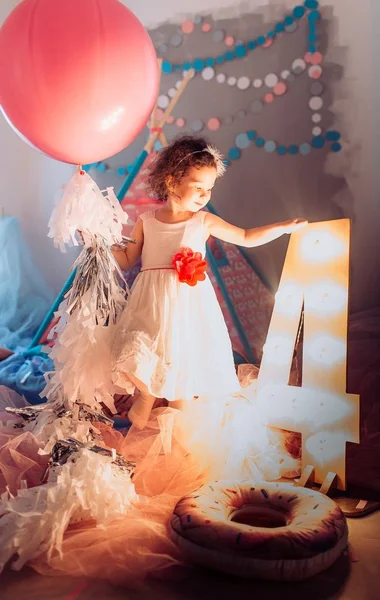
{"left": 283, "top": 218, "right": 308, "bottom": 234}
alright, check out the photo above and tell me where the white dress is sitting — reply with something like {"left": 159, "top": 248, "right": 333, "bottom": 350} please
{"left": 112, "top": 209, "right": 240, "bottom": 401}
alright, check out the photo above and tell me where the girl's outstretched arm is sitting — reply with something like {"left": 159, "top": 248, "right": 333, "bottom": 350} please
{"left": 111, "top": 218, "right": 144, "bottom": 270}
{"left": 204, "top": 213, "right": 308, "bottom": 248}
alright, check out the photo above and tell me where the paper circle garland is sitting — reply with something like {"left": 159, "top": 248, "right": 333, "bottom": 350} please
{"left": 213, "top": 30, "right": 225, "bottom": 43}
{"left": 207, "top": 118, "right": 221, "bottom": 131}
{"left": 311, "top": 81, "right": 324, "bottom": 95}
{"left": 300, "top": 142, "right": 312, "bottom": 155}
{"left": 264, "top": 140, "right": 276, "bottom": 153}
{"left": 182, "top": 21, "right": 194, "bottom": 34}
{"left": 292, "top": 58, "right": 306, "bottom": 74}
{"left": 309, "top": 65, "right": 322, "bottom": 79}
{"left": 251, "top": 100, "right": 264, "bottom": 113}
{"left": 157, "top": 95, "right": 169, "bottom": 109}
{"left": 265, "top": 73, "right": 279, "bottom": 88}
{"left": 237, "top": 76, "right": 251, "bottom": 90}
{"left": 274, "top": 82, "right": 287, "bottom": 95}
{"left": 309, "top": 96, "right": 323, "bottom": 110}
{"left": 236, "top": 133, "right": 250, "bottom": 149}
{"left": 191, "top": 119, "right": 204, "bottom": 132}
{"left": 202, "top": 67, "right": 215, "bottom": 81}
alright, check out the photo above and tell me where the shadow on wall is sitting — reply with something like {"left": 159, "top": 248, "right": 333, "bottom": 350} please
{"left": 91, "top": 3, "right": 358, "bottom": 302}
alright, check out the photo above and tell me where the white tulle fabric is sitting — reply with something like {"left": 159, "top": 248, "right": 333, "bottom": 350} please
{"left": 112, "top": 210, "right": 240, "bottom": 400}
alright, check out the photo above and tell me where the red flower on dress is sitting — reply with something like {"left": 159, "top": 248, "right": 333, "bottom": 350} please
{"left": 172, "top": 248, "right": 207, "bottom": 287}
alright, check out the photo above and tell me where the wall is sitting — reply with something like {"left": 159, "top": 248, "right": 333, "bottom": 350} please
{"left": 0, "top": 0, "right": 379, "bottom": 311}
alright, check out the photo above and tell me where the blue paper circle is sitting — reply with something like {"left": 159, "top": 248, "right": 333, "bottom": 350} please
{"left": 275, "top": 22, "right": 285, "bottom": 33}
{"left": 288, "top": 145, "right": 299, "bottom": 155}
{"left": 228, "top": 147, "right": 241, "bottom": 160}
{"left": 277, "top": 145, "right": 287, "bottom": 155}
{"left": 183, "top": 61, "right": 192, "bottom": 70}
{"left": 284, "top": 16, "right": 294, "bottom": 26}
{"left": 299, "top": 143, "right": 311, "bottom": 155}
{"left": 193, "top": 58, "right": 205, "bottom": 71}
{"left": 267, "top": 30, "right": 276, "bottom": 38}
{"left": 235, "top": 133, "right": 250, "bottom": 149}
{"left": 309, "top": 45, "right": 316, "bottom": 53}
{"left": 257, "top": 36, "right": 266, "bottom": 45}
{"left": 224, "top": 51, "right": 234, "bottom": 61}
{"left": 326, "top": 130, "right": 341, "bottom": 141}
{"left": 331, "top": 142, "right": 342, "bottom": 152}
{"left": 247, "top": 40, "right": 257, "bottom": 50}
{"left": 117, "top": 167, "right": 127, "bottom": 176}
{"left": 216, "top": 56, "right": 225, "bottom": 64}
{"left": 264, "top": 140, "right": 277, "bottom": 153}
{"left": 162, "top": 61, "right": 173, "bottom": 74}
{"left": 293, "top": 6, "right": 306, "bottom": 19}
{"left": 97, "top": 163, "right": 106, "bottom": 173}
{"left": 223, "top": 159, "right": 230, "bottom": 167}
{"left": 255, "top": 137, "right": 265, "bottom": 148}
{"left": 309, "top": 22, "right": 317, "bottom": 33}
{"left": 311, "top": 135, "right": 325, "bottom": 149}
{"left": 235, "top": 44, "right": 247, "bottom": 58}
{"left": 305, "top": 1, "right": 319, "bottom": 10}
{"left": 247, "top": 130, "right": 256, "bottom": 140}
{"left": 205, "top": 57, "right": 215, "bottom": 67}
{"left": 308, "top": 10, "right": 320, "bottom": 22}
{"left": 308, "top": 32, "right": 317, "bottom": 42}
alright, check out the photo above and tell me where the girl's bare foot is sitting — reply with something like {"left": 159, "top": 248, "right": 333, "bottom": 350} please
{"left": 0, "top": 347, "right": 14, "bottom": 362}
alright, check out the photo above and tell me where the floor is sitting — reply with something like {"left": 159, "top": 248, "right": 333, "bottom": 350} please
{"left": 1, "top": 510, "right": 379, "bottom": 600}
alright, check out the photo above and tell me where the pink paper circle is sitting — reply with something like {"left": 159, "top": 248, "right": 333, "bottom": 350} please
{"left": 263, "top": 38, "right": 273, "bottom": 48}
{"left": 304, "top": 52, "right": 313, "bottom": 64}
{"left": 181, "top": 20, "right": 194, "bottom": 34}
{"left": 264, "top": 93, "right": 274, "bottom": 103}
{"left": 176, "top": 118, "right": 186, "bottom": 127}
{"left": 309, "top": 65, "right": 322, "bottom": 79}
{"left": 202, "top": 23, "right": 212, "bottom": 32}
{"left": 225, "top": 35, "right": 235, "bottom": 46}
{"left": 310, "top": 52, "right": 323, "bottom": 65}
{"left": 273, "top": 82, "right": 287, "bottom": 96}
{"left": 207, "top": 117, "right": 221, "bottom": 131}
{"left": 166, "top": 115, "right": 174, "bottom": 124}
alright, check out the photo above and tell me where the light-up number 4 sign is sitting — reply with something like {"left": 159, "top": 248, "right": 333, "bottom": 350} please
{"left": 257, "top": 219, "right": 360, "bottom": 490}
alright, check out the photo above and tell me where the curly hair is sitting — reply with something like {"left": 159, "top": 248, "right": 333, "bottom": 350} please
{"left": 148, "top": 135, "right": 223, "bottom": 201}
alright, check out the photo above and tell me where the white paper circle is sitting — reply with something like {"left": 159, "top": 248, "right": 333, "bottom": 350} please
{"left": 168, "top": 88, "right": 177, "bottom": 98}
{"left": 216, "top": 73, "right": 226, "bottom": 83}
{"left": 227, "top": 76, "right": 237, "bottom": 86}
{"left": 237, "top": 76, "right": 251, "bottom": 90}
{"left": 253, "top": 78, "right": 263, "bottom": 88}
{"left": 312, "top": 126, "right": 322, "bottom": 136}
{"left": 157, "top": 95, "right": 169, "bottom": 109}
{"left": 281, "top": 70, "right": 291, "bottom": 79}
{"left": 309, "top": 96, "right": 323, "bottom": 111}
{"left": 292, "top": 58, "right": 306, "bottom": 74}
{"left": 265, "top": 73, "right": 278, "bottom": 88}
{"left": 312, "top": 113, "right": 322, "bottom": 123}
{"left": 202, "top": 67, "right": 215, "bottom": 81}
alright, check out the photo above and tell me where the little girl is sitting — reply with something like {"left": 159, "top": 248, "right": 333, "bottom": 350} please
{"left": 111, "top": 135, "right": 307, "bottom": 429}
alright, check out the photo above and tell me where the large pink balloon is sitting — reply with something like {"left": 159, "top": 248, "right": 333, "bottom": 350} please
{"left": 0, "top": 0, "right": 159, "bottom": 164}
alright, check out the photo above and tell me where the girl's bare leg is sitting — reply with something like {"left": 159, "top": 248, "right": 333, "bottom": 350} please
{"left": 126, "top": 373, "right": 157, "bottom": 430}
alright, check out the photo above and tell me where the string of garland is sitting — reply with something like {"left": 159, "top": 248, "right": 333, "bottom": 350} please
{"left": 161, "top": 2, "right": 320, "bottom": 74}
